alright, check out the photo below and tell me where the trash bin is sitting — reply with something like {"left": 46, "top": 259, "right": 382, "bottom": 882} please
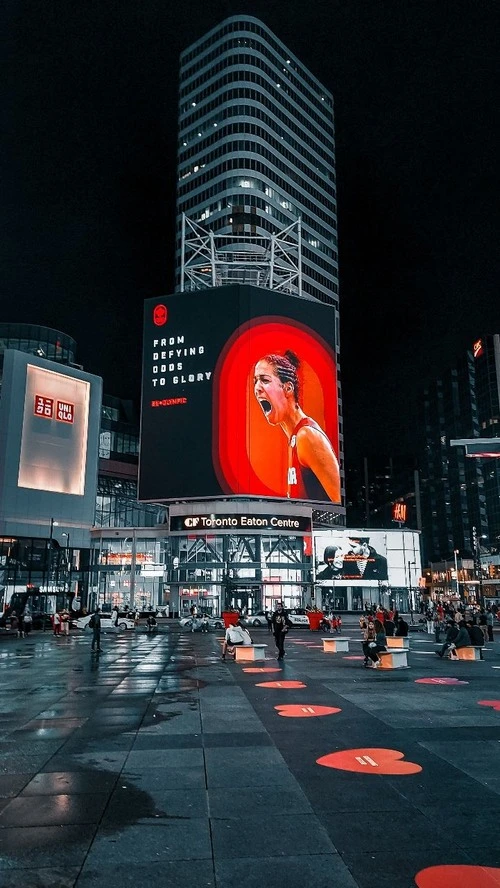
{"left": 307, "top": 611, "right": 324, "bottom": 631}
{"left": 222, "top": 612, "right": 240, "bottom": 629}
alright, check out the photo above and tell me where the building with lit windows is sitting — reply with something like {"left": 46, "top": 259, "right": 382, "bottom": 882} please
{"left": 419, "top": 334, "right": 500, "bottom": 580}
{"left": 175, "top": 15, "right": 340, "bottom": 314}
{"left": 137, "top": 16, "right": 346, "bottom": 620}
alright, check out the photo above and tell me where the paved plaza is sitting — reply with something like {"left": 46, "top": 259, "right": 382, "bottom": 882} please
{"left": 1, "top": 620, "right": 500, "bottom": 887}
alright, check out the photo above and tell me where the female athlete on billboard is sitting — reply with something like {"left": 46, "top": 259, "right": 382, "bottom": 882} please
{"left": 253, "top": 350, "right": 340, "bottom": 502}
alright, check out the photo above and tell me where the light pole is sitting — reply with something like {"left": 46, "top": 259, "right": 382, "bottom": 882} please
{"left": 453, "top": 549, "right": 460, "bottom": 601}
{"left": 46, "top": 518, "right": 58, "bottom": 593}
{"left": 472, "top": 526, "right": 486, "bottom": 608}
{"left": 62, "top": 532, "right": 71, "bottom": 600}
{"left": 408, "top": 561, "right": 416, "bottom": 618}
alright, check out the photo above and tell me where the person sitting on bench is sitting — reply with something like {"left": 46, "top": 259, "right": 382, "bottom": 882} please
{"left": 221, "top": 620, "right": 253, "bottom": 660}
{"left": 466, "top": 620, "right": 485, "bottom": 648}
{"left": 395, "top": 616, "right": 409, "bottom": 637}
{"left": 437, "top": 619, "right": 459, "bottom": 657}
{"left": 363, "top": 619, "right": 387, "bottom": 668}
{"left": 447, "top": 621, "right": 471, "bottom": 659}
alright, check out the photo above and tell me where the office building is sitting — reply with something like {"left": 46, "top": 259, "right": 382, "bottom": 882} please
{"left": 419, "top": 335, "right": 500, "bottom": 576}
{"left": 175, "top": 15, "right": 339, "bottom": 314}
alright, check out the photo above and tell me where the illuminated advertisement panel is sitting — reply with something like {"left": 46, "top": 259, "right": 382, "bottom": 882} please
{"left": 18, "top": 365, "right": 90, "bottom": 495}
{"left": 315, "top": 529, "right": 422, "bottom": 588}
{"left": 315, "top": 530, "right": 389, "bottom": 583}
{"left": 139, "top": 285, "right": 340, "bottom": 503}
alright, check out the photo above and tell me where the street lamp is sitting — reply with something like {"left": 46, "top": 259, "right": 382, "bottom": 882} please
{"left": 408, "top": 561, "right": 416, "bottom": 618}
{"left": 46, "top": 518, "right": 58, "bottom": 593}
{"left": 453, "top": 549, "right": 460, "bottom": 601}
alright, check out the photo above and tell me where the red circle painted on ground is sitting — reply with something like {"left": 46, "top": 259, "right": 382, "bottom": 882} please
{"left": 242, "top": 667, "right": 282, "bottom": 673}
{"left": 275, "top": 704, "right": 341, "bottom": 718}
{"left": 415, "top": 865, "right": 500, "bottom": 887}
{"left": 316, "top": 748, "right": 422, "bottom": 775}
{"left": 256, "top": 680, "right": 307, "bottom": 689}
{"left": 415, "top": 677, "right": 469, "bottom": 685}
{"left": 478, "top": 700, "right": 500, "bottom": 711}
{"left": 344, "top": 655, "right": 365, "bottom": 660}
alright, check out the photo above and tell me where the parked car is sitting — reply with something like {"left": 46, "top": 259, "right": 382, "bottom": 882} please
{"left": 179, "top": 616, "right": 224, "bottom": 631}
{"left": 287, "top": 611, "right": 310, "bottom": 627}
{"left": 75, "top": 613, "right": 135, "bottom": 631}
{"left": 242, "top": 611, "right": 269, "bottom": 627}
{"left": 243, "top": 609, "right": 309, "bottom": 627}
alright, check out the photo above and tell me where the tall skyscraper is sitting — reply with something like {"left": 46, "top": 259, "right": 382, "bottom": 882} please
{"left": 174, "top": 15, "right": 342, "bottom": 504}
{"left": 175, "top": 16, "right": 339, "bottom": 308}
{"left": 419, "top": 334, "right": 500, "bottom": 563}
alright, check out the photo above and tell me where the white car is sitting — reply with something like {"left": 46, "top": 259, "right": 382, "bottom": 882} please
{"left": 242, "top": 611, "right": 269, "bottom": 627}
{"left": 243, "top": 610, "right": 309, "bottom": 627}
{"left": 179, "top": 616, "right": 224, "bottom": 631}
{"left": 75, "top": 613, "right": 135, "bottom": 631}
{"left": 288, "top": 611, "right": 310, "bottom": 627}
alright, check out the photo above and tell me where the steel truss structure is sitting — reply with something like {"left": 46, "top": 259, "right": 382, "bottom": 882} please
{"left": 180, "top": 214, "right": 302, "bottom": 295}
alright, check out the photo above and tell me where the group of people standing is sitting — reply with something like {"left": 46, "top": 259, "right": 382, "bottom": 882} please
{"left": 8, "top": 610, "right": 33, "bottom": 638}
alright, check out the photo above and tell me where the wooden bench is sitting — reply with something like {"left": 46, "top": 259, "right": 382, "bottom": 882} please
{"left": 322, "top": 637, "right": 350, "bottom": 653}
{"left": 452, "top": 646, "right": 484, "bottom": 661}
{"left": 386, "top": 636, "right": 410, "bottom": 650}
{"left": 376, "top": 649, "right": 409, "bottom": 670}
{"left": 234, "top": 644, "right": 267, "bottom": 662}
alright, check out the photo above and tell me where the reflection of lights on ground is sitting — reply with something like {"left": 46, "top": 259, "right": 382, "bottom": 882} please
{"left": 415, "top": 677, "right": 469, "bottom": 685}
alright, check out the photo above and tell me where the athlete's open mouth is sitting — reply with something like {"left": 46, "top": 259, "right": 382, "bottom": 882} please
{"left": 258, "top": 399, "right": 272, "bottom": 416}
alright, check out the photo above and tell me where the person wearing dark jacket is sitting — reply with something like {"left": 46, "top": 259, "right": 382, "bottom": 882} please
{"left": 395, "top": 617, "right": 409, "bottom": 637}
{"left": 271, "top": 603, "right": 292, "bottom": 660}
{"left": 437, "top": 620, "right": 459, "bottom": 658}
{"left": 466, "top": 621, "right": 485, "bottom": 648}
{"left": 448, "top": 623, "right": 471, "bottom": 659}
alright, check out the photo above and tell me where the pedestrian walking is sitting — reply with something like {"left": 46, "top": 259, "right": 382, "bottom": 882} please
{"left": 271, "top": 602, "right": 291, "bottom": 661}
{"left": 61, "top": 610, "right": 70, "bottom": 635}
{"left": 22, "top": 610, "right": 33, "bottom": 637}
{"left": 89, "top": 607, "right": 102, "bottom": 652}
{"left": 486, "top": 608, "right": 495, "bottom": 642}
{"left": 52, "top": 611, "right": 61, "bottom": 636}
{"left": 111, "top": 606, "right": 119, "bottom": 627}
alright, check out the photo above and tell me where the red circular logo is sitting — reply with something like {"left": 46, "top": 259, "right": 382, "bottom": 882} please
{"left": 153, "top": 304, "right": 168, "bottom": 326}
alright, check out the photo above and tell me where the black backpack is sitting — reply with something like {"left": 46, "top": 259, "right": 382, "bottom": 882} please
{"left": 88, "top": 614, "right": 95, "bottom": 629}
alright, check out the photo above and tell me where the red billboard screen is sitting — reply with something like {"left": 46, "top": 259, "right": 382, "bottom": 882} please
{"left": 139, "top": 285, "right": 340, "bottom": 503}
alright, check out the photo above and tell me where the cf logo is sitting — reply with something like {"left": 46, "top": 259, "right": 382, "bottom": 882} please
{"left": 184, "top": 517, "right": 200, "bottom": 528}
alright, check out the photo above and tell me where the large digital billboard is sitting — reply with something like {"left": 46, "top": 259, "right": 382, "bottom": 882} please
{"left": 315, "top": 530, "right": 389, "bottom": 583}
{"left": 139, "top": 285, "right": 340, "bottom": 503}
{"left": 18, "top": 365, "right": 90, "bottom": 495}
{"left": 314, "top": 529, "right": 422, "bottom": 588}
{"left": 0, "top": 350, "right": 102, "bottom": 541}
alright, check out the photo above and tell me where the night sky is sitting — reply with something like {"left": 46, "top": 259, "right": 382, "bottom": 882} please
{"left": 3, "top": 0, "right": 499, "bottom": 460}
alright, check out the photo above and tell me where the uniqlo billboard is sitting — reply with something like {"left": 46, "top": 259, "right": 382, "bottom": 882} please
{"left": 139, "top": 285, "right": 341, "bottom": 504}
{"left": 18, "top": 365, "right": 90, "bottom": 495}
{"left": 0, "top": 350, "right": 102, "bottom": 538}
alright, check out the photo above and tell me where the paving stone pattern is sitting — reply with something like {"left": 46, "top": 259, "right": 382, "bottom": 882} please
{"left": 0, "top": 622, "right": 499, "bottom": 887}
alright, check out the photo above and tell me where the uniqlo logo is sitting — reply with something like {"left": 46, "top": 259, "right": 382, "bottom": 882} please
{"left": 56, "top": 401, "right": 74, "bottom": 424}
{"left": 34, "top": 395, "right": 54, "bottom": 419}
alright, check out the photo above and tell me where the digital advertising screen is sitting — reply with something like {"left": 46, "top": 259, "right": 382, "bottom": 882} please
{"left": 315, "top": 530, "right": 389, "bottom": 584}
{"left": 139, "top": 285, "right": 340, "bottom": 503}
{"left": 18, "top": 365, "right": 90, "bottom": 495}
